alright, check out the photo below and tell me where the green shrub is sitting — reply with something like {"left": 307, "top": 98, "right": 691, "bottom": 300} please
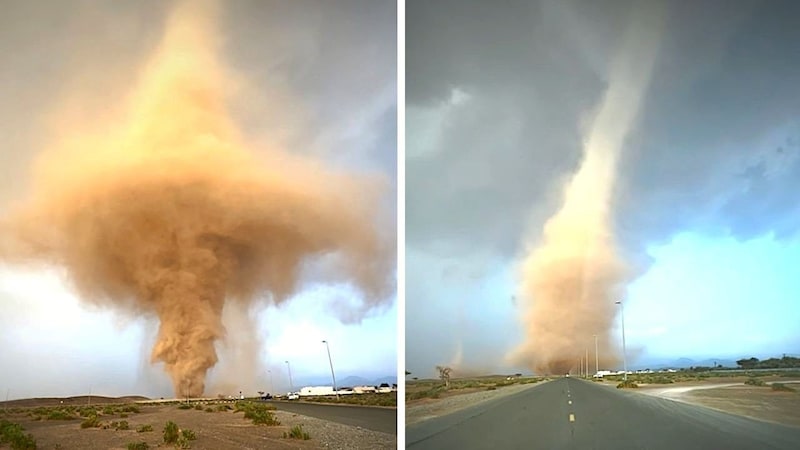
{"left": 285, "top": 425, "right": 310, "bottom": 440}
{"left": 771, "top": 383, "right": 796, "bottom": 392}
{"left": 744, "top": 377, "right": 766, "bottom": 386}
{"left": 78, "top": 407, "right": 97, "bottom": 418}
{"left": 81, "top": 416, "right": 101, "bottom": 429}
{"left": 204, "top": 407, "right": 214, "bottom": 413}
{"left": 47, "top": 409, "right": 74, "bottom": 420}
{"left": 115, "top": 420, "right": 130, "bottom": 430}
{"left": 126, "top": 442, "right": 149, "bottom": 450}
{"left": 616, "top": 380, "right": 639, "bottom": 389}
{"left": 0, "top": 419, "right": 37, "bottom": 450}
{"left": 121, "top": 405, "right": 140, "bottom": 414}
{"left": 181, "top": 429, "right": 196, "bottom": 440}
{"left": 240, "top": 403, "right": 280, "bottom": 426}
{"left": 163, "top": 421, "right": 179, "bottom": 444}
{"left": 193, "top": 404, "right": 203, "bottom": 411}
{"left": 137, "top": 424, "right": 153, "bottom": 433}
{"left": 102, "top": 406, "right": 115, "bottom": 415}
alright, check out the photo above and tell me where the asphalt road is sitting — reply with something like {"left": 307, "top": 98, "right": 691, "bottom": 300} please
{"left": 406, "top": 378, "right": 800, "bottom": 449}
{"left": 271, "top": 401, "right": 396, "bottom": 435}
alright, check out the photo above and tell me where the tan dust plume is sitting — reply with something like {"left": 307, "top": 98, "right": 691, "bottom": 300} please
{"left": 507, "top": 4, "right": 664, "bottom": 375}
{"left": 0, "top": 2, "right": 392, "bottom": 397}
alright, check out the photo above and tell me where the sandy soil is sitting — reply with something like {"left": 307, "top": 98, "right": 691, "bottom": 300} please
{"left": 1, "top": 402, "right": 395, "bottom": 449}
{"left": 406, "top": 381, "right": 549, "bottom": 426}
{"left": 637, "top": 378, "right": 800, "bottom": 428}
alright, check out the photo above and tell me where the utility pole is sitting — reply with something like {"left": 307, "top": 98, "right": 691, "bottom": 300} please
{"left": 585, "top": 348, "right": 589, "bottom": 378}
{"left": 594, "top": 334, "right": 599, "bottom": 376}
{"left": 268, "top": 370, "right": 274, "bottom": 395}
{"left": 285, "top": 361, "right": 294, "bottom": 393}
{"left": 616, "top": 300, "right": 628, "bottom": 381}
{"left": 322, "top": 340, "right": 340, "bottom": 400}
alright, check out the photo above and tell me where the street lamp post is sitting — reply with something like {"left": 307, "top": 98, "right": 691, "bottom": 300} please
{"left": 285, "top": 361, "right": 294, "bottom": 393}
{"left": 268, "top": 370, "right": 274, "bottom": 395}
{"left": 585, "top": 347, "right": 589, "bottom": 378}
{"left": 594, "top": 334, "right": 599, "bottom": 376}
{"left": 615, "top": 300, "right": 628, "bottom": 381}
{"left": 322, "top": 340, "right": 339, "bottom": 399}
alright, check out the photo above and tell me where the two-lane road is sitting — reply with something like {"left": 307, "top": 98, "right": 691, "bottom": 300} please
{"left": 272, "top": 401, "right": 396, "bottom": 435}
{"left": 407, "top": 378, "right": 800, "bottom": 449}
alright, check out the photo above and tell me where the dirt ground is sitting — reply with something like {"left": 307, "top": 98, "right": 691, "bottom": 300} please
{"left": 638, "top": 378, "right": 800, "bottom": 428}
{"left": 406, "top": 382, "right": 547, "bottom": 426}
{"left": 1, "top": 401, "right": 395, "bottom": 449}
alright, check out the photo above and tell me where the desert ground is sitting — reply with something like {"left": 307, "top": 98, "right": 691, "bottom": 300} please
{"left": 636, "top": 377, "right": 800, "bottom": 427}
{"left": 406, "top": 372, "right": 800, "bottom": 429}
{"left": 0, "top": 396, "right": 395, "bottom": 449}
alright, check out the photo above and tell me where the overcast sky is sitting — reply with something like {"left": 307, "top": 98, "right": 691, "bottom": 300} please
{"left": 0, "top": 0, "right": 396, "bottom": 400}
{"left": 407, "top": 0, "right": 800, "bottom": 377}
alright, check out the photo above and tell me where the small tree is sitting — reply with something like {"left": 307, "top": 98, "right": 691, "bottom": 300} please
{"left": 436, "top": 366, "right": 452, "bottom": 388}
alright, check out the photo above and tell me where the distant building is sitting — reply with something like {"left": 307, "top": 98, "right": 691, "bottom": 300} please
{"left": 299, "top": 386, "right": 335, "bottom": 397}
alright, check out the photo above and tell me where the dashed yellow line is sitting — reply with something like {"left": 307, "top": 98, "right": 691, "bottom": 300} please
{"left": 569, "top": 413, "right": 575, "bottom": 422}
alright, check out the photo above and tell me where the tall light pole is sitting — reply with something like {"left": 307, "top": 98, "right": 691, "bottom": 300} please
{"left": 322, "top": 340, "right": 339, "bottom": 399}
{"left": 615, "top": 300, "right": 628, "bottom": 381}
{"left": 594, "top": 334, "right": 599, "bottom": 376}
{"left": 268, "top": 370, "right": 274, "bottom": 395}
{"left": 285, "top": 361, "right": 294, "bottom": 393}
{"left": 585, "top": 347, "right": 589, "bottom": 378}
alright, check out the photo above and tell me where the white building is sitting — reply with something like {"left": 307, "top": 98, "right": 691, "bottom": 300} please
{"left": 299, "top": 386, "right": 335, "bottom": 397}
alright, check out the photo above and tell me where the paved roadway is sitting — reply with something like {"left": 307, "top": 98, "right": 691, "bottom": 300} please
{"left": 406, "top": 377, "right": 800, "bottom": 449}
{"left": 271, "top": 401, "right": 396, "bottom": 435}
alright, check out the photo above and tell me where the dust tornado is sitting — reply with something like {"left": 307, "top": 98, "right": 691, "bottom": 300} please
{"left": 508, "top": 5, "right": 664, "bottom": 375}
{"left": 0, "top": 2, "right": 392, "bottom": 396}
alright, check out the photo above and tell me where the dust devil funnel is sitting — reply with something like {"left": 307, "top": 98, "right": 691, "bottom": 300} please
{"left": 0, "top": 2, "right": 392, "bottom": 397}
{"left": 507, "top": 5, "right": 664, "bottom": 375}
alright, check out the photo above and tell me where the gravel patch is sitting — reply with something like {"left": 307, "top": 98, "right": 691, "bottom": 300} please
{"left": 275, "top": 410, "right": 396, "bottom": 449}
{"left": 406, "top": 381, "right": 549, "bottom": 426}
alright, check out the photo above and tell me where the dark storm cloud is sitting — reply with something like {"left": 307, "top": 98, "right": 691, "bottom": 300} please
{"left": 406, "top": 0, "right": 800, "bottom": 374}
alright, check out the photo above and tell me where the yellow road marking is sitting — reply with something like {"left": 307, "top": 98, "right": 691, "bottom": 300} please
{"left": 569, "top": 413, "right": 575, "bottom": 422}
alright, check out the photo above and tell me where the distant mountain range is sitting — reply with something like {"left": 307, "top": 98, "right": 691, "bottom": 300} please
{"left": 632, "top": 357, "right": 737, "bottom": 370}
{"left": 288, "top": 374, "right": 397, "bottom": 389}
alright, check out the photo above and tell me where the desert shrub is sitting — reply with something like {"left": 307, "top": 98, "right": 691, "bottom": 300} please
{"left": 651, "top": 377, "right": 674, "bottom": 384}
{"left": 47, "top": 409, "right": 74, "bottom": 420}
{"left": 175, "top": 435, "right": 191, "bottom": 449}
{"left": 771, "top": 383, "right": 796, "bottom": 392}
{"left": 744, "top": 377, "right": 765, "bottom": 386}
{"left": 126, "top": 442, "right": 149, "bottom": 450}
{"left": 177, "top": 404, "right": 191, "bottom": 410}
{"left": 102, "top": 406, "right": 116, "bottom": 415}
{"left": 81, "top": 415, "right": 101, "bottom": 429}
{"left": 486, "top": 386, "right": 496, "bottom": 391}
{"left": 193, "top": 404, "right": 203, "bottom": 411}
{"left": 78, "top": 407, "right": 98, "bottom": 418}
{"left": 181, "top": 429, "right": 196, "bottom": 440}
{"left": 121, "top": 405, "right": 140, "bottom": 414}
{"left": 616, "top": 380, "right": 639, "bottom": 389}
{"left": 240, "top": 403, "right": 280, "bottom": 426}
{"left": 284, "top": 425, "right": 310, "bottom": 440}
{"left": 0, "top": 419, "right": 37, "bottom": 450}
{"left": 204, "top": 407, "right": 214, "bottom": 413}
{"left": 215, "top": 405, "right": 230, "bottom": 412}
{"left": 120, "top": 413, "right": 129, "bottom": 418}
{"left": 137, "top": 424, "right": 153, "bottom": 433}
{"left": 163, "top": 421, "right": 180, "bottom": 444}
{"left": 116, "top": 420, "right": 130, "bottom": 430}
